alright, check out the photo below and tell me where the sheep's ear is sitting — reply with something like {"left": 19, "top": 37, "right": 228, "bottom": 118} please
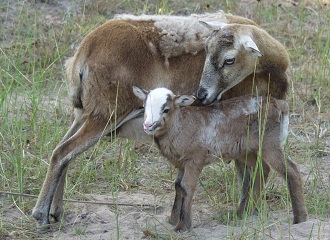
{"left": 240, "top": 36, "right": 263, "bottom": 57}
{"left": 199, "top": 21, "right": 227, "bottom": 31}
{"left": 174, "top": 95, "right": 196, "bottom": 107}
{"left": 133, "top": 86, "right": 148, "bottom": 100}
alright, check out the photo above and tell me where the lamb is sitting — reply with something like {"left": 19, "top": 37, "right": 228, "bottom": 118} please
{"left": 133, "top": 86, "right": 307, "bottom": 232}
{"left": 32, "top": 12, "right": 290, "bottom": 227}
{"left": 197, "top": 21, "right": 290, "bottom": 104}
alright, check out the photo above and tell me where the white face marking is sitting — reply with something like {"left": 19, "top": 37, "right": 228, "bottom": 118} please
{"left": 144, "top": 88, "right": 173, "bottom": 134}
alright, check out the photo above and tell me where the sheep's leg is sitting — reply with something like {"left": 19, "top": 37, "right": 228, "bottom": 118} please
{"left": 49, "top": 117, "right": 85, "bottom": 222}
{"left": 236, "top": 156, "right": 270, "bottom": 218}
{"left": 48, "top": 167, "right": 67, "bottom": 222}
{"left": 169, "top": 168, "right": 184, "bottom": 225}
{"left": 32, "top": 117, "right": 111, "bottom": 227}
{"left": 263, "top": 149, "right": 307, "bottom": 224}
{"left": 174, "top": 163, "right": 202, "bottom": 232}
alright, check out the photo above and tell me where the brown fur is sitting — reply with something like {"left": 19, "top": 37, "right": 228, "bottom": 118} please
{"left": 138, "top": 89, "right": 307, "bottom": 231}
{"left": 32, "top": 12, "right": 290, "bottom": 227}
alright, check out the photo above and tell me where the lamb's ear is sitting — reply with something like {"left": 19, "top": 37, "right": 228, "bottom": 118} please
{"left": 199, "top": 21, "right": 227, "bottom": 31}
{"left": 133, "top": 86, "right": 148, "bottom": 100}
{"left": 174, "top": 95, "right": 196, "bottom": 107}
{"left": 240, "top": 36, "right": 263, "bottom": 57}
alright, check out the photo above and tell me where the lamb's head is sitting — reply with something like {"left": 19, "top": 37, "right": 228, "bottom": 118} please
{"left": 133, "top": 86, "right": 195, "bottom": 136}
{"left": 197, "top": 21, "right": 263, "bottom": 104}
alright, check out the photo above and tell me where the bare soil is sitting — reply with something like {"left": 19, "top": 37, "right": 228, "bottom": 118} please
{"left": 1, "top": 191, "right": 329, "bottom": 239}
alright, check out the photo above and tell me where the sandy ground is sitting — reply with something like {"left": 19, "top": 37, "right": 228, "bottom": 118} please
{"left": 1, "top": 191, "right": 329, "bottom": 239}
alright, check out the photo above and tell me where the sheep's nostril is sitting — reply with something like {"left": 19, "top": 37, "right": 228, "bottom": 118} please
{"left": 196, "top": 87, "right": 208, "bottom": 102}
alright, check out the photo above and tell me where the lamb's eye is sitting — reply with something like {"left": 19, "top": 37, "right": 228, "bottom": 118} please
{"left": 224, "top": 58, "right": 235, "bottom": 65}
{"left": 163, "top": 109, "right": 170, "bottom": 114}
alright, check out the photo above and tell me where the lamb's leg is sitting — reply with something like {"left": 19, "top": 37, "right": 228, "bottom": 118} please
{"left": 32, "top": 117, "right": 111, "bottom": 227}
{"left": 174, "top": 162, "right": 202, "bottom": 232}
{"left": 49, "top": 117, "right": 85, "bottom": 222}
{"left": 169, "top": 168, "right": 184, "bottom": 225}
{"left": 263, "top": 149, "right": 307, "bottom": 224}
{"left": 250, "top": 160, "right": 270, "bottom": 215}
{"left": 235, "top": 160, "right": 252, "bottom": 217}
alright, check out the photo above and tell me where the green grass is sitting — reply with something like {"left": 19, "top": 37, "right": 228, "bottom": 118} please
{"left": 1, "top": 0, "right": 329, "bottom": 239}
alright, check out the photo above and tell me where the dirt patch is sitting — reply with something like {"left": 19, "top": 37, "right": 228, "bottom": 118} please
{"left": 1, "top": 192, "right": 329, "bottom": 239}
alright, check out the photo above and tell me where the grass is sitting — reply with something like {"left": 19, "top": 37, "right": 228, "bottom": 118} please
{"left": 0, "top": 0, "right": 329, "bottom": 239}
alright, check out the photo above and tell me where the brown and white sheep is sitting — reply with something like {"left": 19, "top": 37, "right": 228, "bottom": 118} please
{"left": 133, "top": 86, "right": 307, "bottom": 232}
{"left": 32, "top": 12, "right": 290, "bottom": 227}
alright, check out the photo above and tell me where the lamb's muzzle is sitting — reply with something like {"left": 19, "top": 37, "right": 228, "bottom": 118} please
{"left": 143, "top": 122, "right": 158, "bottom": 134}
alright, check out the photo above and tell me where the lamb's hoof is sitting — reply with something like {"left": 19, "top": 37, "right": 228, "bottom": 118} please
{"left": 253, "top": 207, "right": 258, "bottom": 216}
{"left": 174, "top": 222, "right": 191, "bottom": 232}
{"left": 168, "top": 216, "right": 178, "bottom": 226}
{"left": 237, "top": 207, "right": 259, "bottom": 219}
{"left": 293, "top": 213, "right": 308, "bottom": 224}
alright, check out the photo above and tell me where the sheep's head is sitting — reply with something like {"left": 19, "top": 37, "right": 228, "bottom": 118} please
{"left": 197, "top": 21, "right": 263, "bottom": 105}
{"left": 133, "top": 86, "right": 195, "bottom": 136}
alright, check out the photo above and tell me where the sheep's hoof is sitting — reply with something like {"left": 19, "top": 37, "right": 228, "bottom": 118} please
{"left": 32, "top": 209, "right": 50, "bottom": 227}
{"left": 49, "top": 207, "right": 64, "bottom": 222}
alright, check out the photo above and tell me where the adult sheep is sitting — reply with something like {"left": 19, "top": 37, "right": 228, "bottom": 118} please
{"left": 32, "top": 12, "right": 289, "bottom": 227}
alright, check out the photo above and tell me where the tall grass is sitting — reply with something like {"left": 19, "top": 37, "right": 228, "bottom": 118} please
{"left": 0, "top": 0, "right": 329, "bottom": 239}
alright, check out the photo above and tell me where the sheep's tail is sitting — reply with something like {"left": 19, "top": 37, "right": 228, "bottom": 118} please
{"left": 65, "top": 57, "right": 85, "bottom": 109}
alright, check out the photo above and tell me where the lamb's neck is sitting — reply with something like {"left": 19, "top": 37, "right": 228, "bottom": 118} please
{"left": 154, "top": 110, "right": 183, "bottom": 161}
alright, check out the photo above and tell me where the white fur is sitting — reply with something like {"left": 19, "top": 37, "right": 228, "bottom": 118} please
{"left": 115, "top": 12, "right": 228, "bottom": 61}
{"left": 144, "top": 88, "right": 173, "bottom": 127}
{"left": 199, "top": 21, "right": 228, "bottom": 30}
{"left": 245, "top": 98, "right": 259, "bottom": 115}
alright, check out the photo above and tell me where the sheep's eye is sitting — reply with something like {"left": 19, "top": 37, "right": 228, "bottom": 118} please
{"left": 224, "top": 58, "right": 235, "bottom": 65}
{"left": 163, "top": 109, "right": 170, "bottom": 114}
